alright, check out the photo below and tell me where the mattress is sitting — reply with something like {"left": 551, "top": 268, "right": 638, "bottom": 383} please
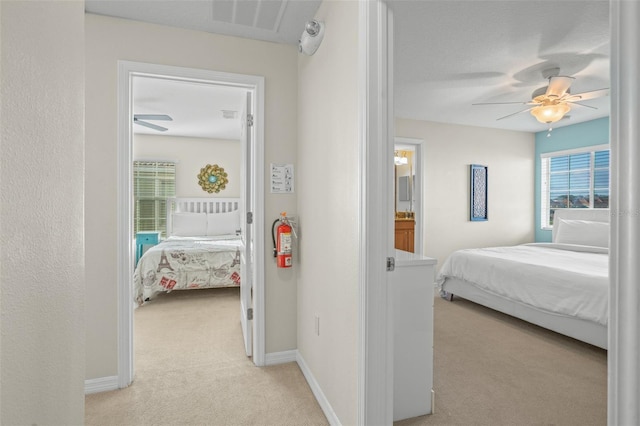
{"left": 435, "top": 243, "right": 609, "bottom": 326}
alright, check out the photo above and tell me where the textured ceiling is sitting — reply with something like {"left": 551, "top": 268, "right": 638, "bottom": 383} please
{"left": 85, "top": 0, "right": 323, "bottom": 44}
{"left": 86, "top": 0, "right": 610, "bottom": 137}
{"left": 132, "top": 76, "right": 248, "bottom": 140}
{"left": 391, "top": 0, "right": 610, "bottom": 133}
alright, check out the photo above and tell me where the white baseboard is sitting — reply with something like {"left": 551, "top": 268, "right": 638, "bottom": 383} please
{"left": 264, "top": 349, "right": 297, "bottom": 365}
{"left": 85, "top": 376, "right": 119, "bottom": 395}
{"left": 296, "top": 351, "right": 341, "bottom": 426}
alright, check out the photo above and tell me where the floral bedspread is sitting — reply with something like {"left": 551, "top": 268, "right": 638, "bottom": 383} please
{"left": 134, "top": 235, "right": 243, "bottom": 305}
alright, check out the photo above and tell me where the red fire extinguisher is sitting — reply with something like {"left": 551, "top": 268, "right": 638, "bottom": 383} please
{"left": 272, "top": 212, "right": 293, "bottom": 268}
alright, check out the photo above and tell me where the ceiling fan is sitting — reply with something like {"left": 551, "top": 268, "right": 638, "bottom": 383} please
{"left": 473, "top": 68, "right": 609, "bottom": 125}
{"left": 133, "top": 114, "right": 173, "bottom": 132}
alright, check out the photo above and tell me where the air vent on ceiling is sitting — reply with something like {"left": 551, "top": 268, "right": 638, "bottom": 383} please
{"left": 211, "top": 0, "right": 286, "bottom": 32}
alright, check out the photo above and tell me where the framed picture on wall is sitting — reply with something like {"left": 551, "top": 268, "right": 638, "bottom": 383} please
{"left": 470, "top": 164, "right": 488, "bottom": 221}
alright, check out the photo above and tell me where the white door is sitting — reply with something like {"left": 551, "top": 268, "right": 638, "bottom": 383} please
{"left": 239, "top": 91, "right": 254, "bottom": 357}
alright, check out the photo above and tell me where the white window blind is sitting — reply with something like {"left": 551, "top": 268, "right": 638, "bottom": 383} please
{"left": 540, "top": 145, "right": 609, "bottom": 229}
{"left": 133, "top": 161, "right": 176, "bottom": 237}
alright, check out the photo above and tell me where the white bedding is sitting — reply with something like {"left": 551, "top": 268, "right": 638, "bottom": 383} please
{"left": 435, "top": 243, "right": 609, "bottom": 326}
{"left": 133, "top": 235, "right": 243, "bottom": 306}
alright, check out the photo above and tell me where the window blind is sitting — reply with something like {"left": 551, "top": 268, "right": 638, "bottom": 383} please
{"left": 540, "top": 146, "right": 610, "bottom": 230}
{"left": 133, "top": 161, "right": 176, "bottom": 237}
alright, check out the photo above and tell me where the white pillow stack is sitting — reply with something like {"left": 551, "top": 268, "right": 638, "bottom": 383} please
{"left": 206, "top": 211, "right": 240, "bottom": 236}
{"left": 170, "top": 211, "right": 240, "bottom": 237}
{"left": 554, "top": 218, "right": 609, "bottom": 248}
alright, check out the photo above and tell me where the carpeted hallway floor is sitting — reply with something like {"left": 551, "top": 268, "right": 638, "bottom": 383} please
{"left": 85, "top": 287, "right": 607, "bottom": 426}
{"left": 85, "top": 287, "right": 328, "bottom": 426}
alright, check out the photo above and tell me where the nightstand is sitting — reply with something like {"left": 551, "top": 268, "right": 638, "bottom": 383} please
{"left": 136, "top": 231, "right": 161, "bottom": 265}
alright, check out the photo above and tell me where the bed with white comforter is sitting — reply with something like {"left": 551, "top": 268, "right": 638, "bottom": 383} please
{"left": 134, "top": 235, "right": 242, "bottom": 306}
{"left": 133, "top": 198, "right": 244, "bottom": 306}
{"left": 436, "top": 209, "right": 610, "bottom": 348}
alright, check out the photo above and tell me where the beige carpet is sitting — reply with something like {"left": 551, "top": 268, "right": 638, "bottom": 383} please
{"left": 396, "top": 295, "right": 607, "bottom": 426}
{"left": 86, "top": 288, "right": 607, "bottom": 426}
{"left": 85, "top": 287, "right": 328, "bottom": 426}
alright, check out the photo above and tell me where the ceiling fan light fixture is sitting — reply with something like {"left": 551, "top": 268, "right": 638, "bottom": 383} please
{"left": 530, "top": 102, "right": 571, "bottom": 124}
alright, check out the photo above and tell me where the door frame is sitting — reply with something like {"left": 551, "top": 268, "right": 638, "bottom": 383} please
{"left": 394, "top": 137, "right": 424, "bottom": 255}
{"left": 358, "top": 1, "right": 395, "bottom": 423}
{"left": 239, "top": 90, "right": 254, "bottom": 357}
{"left": 116, "top": 61, "right": 266, "bottom": 388}
{"left": 364, "top": 0, "right": 640, "bottom": 423}
{"left": 608, "top": 1, "right": 640, "bottom": 422}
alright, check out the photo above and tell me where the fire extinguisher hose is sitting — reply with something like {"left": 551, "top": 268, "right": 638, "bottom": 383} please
{"left": 271, "top": 218, "right": 280, "bottom": 258}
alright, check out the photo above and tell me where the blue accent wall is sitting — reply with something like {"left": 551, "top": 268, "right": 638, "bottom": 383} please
{"left": 535, "top": 117, "right": 610, "bottom": 242}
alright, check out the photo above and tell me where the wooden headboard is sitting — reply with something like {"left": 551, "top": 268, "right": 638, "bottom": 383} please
{"left": 166, "top": 197, "right": 240, "bottom": 236}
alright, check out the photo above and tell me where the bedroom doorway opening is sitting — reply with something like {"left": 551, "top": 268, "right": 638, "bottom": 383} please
{"left": 394, "top": 137, "right": 424, "bottom": 255}
{"left": 117, "top": 61, "right": 266, "bottom": 388}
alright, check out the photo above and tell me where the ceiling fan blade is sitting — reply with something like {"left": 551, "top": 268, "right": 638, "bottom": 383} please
{"left": 472, "top": 101, "right": 533, "bottom": 106}
{"left": 568, "top": 101, "right": 598, "bottom": 110}
{"left": 133, "top": 118, "right": 168, "bottom": 132}
{"left": 565, "top": 88, "right": 609, "bottom": 102}
{"left": 546, "top": 76, "right": 574, "bottom": 98}
{"left": 133, "top": 114, "right": 173, "bottom": 121}
{"left": 496, "top": 107, "right": 535, "bottom": 121}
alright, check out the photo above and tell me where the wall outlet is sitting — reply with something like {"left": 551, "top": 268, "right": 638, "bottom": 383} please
{"left": 314, "top": 315, "right": 320, "bottom": 336}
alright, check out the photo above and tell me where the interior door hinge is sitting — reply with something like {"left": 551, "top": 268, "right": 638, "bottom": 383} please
{"left": 247, "top": 212, "right": 253, "bottom": 224}
{"left": 386, "top": 257, "right": 395, "bottom": 271}
{"left": 247, "top": 308, "right": 253, "bottom": 321}
{"left": 247, "top": 114, "right": 254, "bottom": 127}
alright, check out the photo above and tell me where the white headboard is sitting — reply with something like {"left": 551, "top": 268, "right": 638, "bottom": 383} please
{"left": 166, "top": 197, "right": 240, "bottom": 237}
{"left": 168, "top": 197, "right": 240, "bottom": 215}
{"left": 552, "top": 208, "right": 610, "bottom": 243}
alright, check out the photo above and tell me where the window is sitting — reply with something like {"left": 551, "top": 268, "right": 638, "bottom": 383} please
{"left": 133, "top": 161, "right": 176, "bottom": 237}
{"left": 541, "top": 145, "right": 609, "bottom": 229}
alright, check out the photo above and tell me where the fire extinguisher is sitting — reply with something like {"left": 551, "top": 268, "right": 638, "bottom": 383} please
{"left": 272, "top": 212, "right": 293, "bottom": 268}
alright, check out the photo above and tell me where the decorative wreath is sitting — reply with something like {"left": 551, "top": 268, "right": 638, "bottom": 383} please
{"left": 197, "top": 164, "right": 228, "bottom": 193}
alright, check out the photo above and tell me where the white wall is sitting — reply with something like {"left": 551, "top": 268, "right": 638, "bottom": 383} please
{"left": 85, "top": 14, "right": 298, "bottom": 380}
{"left": 134, "top": 134, "right": 241, "bottom": 198}
{"left": 297, "top": 1, "right": 360, "bottom": 424}
{"left": 396, "top": 118, "right": 536, "bottom": 268}
{"left": 1, "top": 1, "right": 85, "bottom": 423}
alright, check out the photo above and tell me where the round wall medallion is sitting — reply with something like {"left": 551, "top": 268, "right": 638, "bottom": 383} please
{"left": 198, "top": 164, "right": 228, "bottom": 193}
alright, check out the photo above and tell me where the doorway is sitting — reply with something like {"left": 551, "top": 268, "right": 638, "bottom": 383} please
{"left": 117, "top": 61, "right": 266, "bottom": 388}
{"left": 394, "top": 137, "right": 424, "bottom": 255}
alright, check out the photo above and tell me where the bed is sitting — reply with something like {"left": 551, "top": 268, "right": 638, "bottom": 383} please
{"left": 133, "top": 197, "right": 244, "bottom": 306}
{"left": 436, "top": 208, "right": 610, "bottom": 349}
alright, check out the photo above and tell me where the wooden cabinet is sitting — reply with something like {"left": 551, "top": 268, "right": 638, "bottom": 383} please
{"left": 395, "top": 219, "right": 415, "bottom": 253}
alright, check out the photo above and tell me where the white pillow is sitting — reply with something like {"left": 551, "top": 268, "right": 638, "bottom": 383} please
{"left": 207, "top": 211, "right": 240, "bottom": 236}
{"left": 555, "top": 218, "right": 609, "bottom": 248}
{"left": 171, "top": 212, "right": 207, "bottom": 237}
